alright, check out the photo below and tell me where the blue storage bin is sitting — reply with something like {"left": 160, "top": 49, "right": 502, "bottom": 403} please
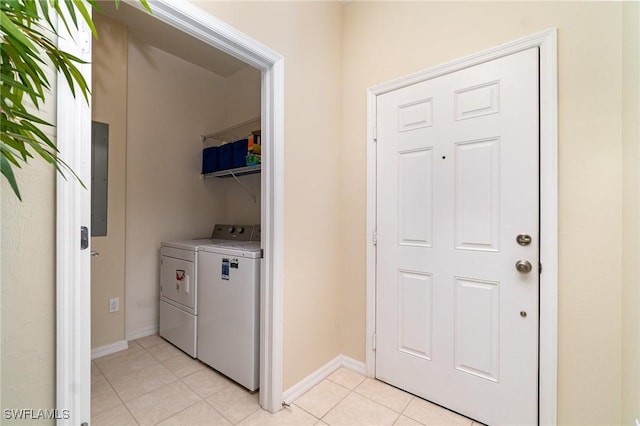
{"left": 218, "top": 143, "right": 233, "bottom": 171}
{"left": 232, "top": 139, "right": 249, "bottom": 168}
{"left": 202, "top": 146, "right": 219, "bottom": 174}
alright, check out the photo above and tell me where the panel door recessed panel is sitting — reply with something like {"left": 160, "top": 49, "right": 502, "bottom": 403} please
{"left": 454, "top": 81, "right": 500, "bottom": 121}
{"left": 398, "top": 270, "right": 433, "bottom": 360}
{"left": 398, "top": 99, "right": 433, "bottom": 132}
{"left": 454, "top": 277, "right": 500, "bottom": 382}
{"left": 398, "top": 148, "right": 433, "bottom": 247}
{"left": 454, "top": 138, "right": 500, "bottom": 251}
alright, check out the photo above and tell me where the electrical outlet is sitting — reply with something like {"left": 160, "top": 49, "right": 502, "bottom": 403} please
{"left": 109, "top": 298, "right": 120, "bottom": 313}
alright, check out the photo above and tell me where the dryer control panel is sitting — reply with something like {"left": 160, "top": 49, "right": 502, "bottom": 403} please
{"left": 211, "top": 224, "right": 261, "bottom": 241}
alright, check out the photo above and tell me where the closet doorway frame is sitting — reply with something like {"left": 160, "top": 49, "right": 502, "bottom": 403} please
{"left": 56, "top": 0, "right": 285, "bottom": 421}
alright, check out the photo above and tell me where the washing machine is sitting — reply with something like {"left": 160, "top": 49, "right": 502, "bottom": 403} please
{"left": 197, "top": 225, "right": 262, "bottom": 391}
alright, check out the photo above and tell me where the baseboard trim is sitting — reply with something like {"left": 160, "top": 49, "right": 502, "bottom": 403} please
{"left": 91, "top": 340, "right": 128, "bottom": 360}
{"left": 126, "top": 325, "right": 158, "bottom": 341}
{"left": 282, "top": 354, "right": 366, "bottom": 404}
{"left": 339, "top": 355, "right": 366, "bottom": 375}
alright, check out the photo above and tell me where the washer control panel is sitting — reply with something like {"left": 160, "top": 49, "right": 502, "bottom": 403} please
{"left": 211, "top": 224, "right": 260, "bottom": 241}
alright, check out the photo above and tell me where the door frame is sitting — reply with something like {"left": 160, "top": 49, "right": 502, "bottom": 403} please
{"left": 365, "top": 29, "right": 558, "bottom": 425}
{"left": 56, "top": 0, "right": 285, "bottom": 421}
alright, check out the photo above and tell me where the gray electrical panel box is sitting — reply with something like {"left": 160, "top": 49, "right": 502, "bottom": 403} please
{"left": 91, "top": 121, "right": 109, "bottom": 237}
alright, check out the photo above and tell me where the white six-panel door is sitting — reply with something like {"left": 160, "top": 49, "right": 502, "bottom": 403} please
{"left": 376, "top": 47, "right": 540, "bottom": 425}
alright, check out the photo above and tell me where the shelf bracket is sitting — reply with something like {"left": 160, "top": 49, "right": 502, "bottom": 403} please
{"left": 229, "top": 171, "right": 257, "bottom": 203}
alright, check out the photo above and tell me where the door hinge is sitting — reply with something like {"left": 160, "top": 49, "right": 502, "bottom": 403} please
{"left": 372, "top": 333, "right": 377, "bottom": 351}
{"left": 539, "top": 262, "right": 543, "bottom": 274}
{"left": 373, "top": 231, "right": 378, "bottom": 246}
{"left": 372, "top": 126, "right": 377, "bottom": 142}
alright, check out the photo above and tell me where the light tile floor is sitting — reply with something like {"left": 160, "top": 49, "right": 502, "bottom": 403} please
{"left": 92, "top": 335, "right": 479, "bottom": 426}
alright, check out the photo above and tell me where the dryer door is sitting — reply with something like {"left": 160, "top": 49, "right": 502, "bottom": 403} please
{"left": 160, "top": 255, "right": 196, "bottom": 314}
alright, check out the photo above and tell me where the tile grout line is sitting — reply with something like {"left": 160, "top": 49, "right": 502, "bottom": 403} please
{"left": 290, "top": 402, "right": 323, "bottom": 423}
{"left": 92, "top": 360, "right": 139, "bottom": 423}
{"left": 349, "top": 387, "right": 404, "bottom": 426}
{"left": 96, "top": 339, "right": 183, "bottom": 425}
{"left": 194, "top": 383, "right": 250, "bottom": 425}
{"left": 320, "top": 380, "right": 359, "bottom": 424}
{"left": 351, "top": 379, "right": 415, "bottom": 414}
{"left": 150, "top": 398, "right": 204, "bottom": 426}
{"left": 206, "top": 390, "right": 263, "bottom": 426}
{"left": 126, "top": 339, "right": 189, "bottom": 426}
{"left": 289, "top": 373, "right": 356, "bottom": 422}
{"left": 319, "top": 376, "right": 423, "bottom": 426}
{"left": 95, "top": 352, "right": 142, "bottom": 425}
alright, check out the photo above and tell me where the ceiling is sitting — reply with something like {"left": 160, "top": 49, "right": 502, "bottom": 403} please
{"left": 99, "top": 2, "right": 249, "bottom": 77}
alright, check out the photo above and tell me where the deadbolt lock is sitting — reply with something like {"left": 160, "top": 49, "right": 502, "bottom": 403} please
{"left": 516, "top": 234, "right": 532, "bottom": 246}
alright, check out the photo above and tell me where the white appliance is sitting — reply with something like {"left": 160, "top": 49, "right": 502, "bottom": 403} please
{"left": 159, "top": 240, "right": 206, "bottom": 358}
{"left": 197, "top": 225, "right": 262, "bottom": 391}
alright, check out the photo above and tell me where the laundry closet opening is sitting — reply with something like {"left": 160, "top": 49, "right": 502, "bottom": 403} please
{"left": 90, "top": 1, "right": 265, "bottom": 415}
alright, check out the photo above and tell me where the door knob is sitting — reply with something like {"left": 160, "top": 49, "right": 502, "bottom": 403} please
{"left": 516, "top": 260, "right": 532, "bottom": 273}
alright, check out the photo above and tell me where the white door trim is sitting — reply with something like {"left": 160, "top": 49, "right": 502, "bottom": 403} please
{"left": 365, "top": 28, "right": 558, "bottom": 425}
{"left": 56, "top": 0, "right": 286, "bottom": 417}
{"left": 56, "top": 14, "right": 92, "bottom": 426}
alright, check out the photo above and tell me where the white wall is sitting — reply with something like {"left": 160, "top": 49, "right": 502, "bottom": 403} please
{"left": 125, "top": 39, "right": 229, "bottom": 338}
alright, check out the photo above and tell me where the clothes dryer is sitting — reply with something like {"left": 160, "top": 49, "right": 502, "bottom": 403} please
{"left": 159, "top": 240, "right": 208, "bottom": 357}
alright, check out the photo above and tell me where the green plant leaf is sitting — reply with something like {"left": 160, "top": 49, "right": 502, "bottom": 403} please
{"left": 50, "top": 0, "right": 74, "bottom": 39}
{"left": 138, "top": 0, "right": 152, "bottom": 13}
{"left": 1, "top": 153, "right": 22, "bottom": 201}
{"left": 11, "top": 108, "right": 55, "bottom": 127}
{"left": 0, "top": 10, "right": 37, "bottom": 52}
{"left": 62, "top": 0, "right": 79, "bottom": 29}
{"left": 36, "top": 0, "right": 56, "bottom": 32}
{"left": 71, "top": 0, "right": 97, "bottom": 37}
{"left": 0, "top": 73, "right": 39, "bottom": 99}
{"left": 0, "top": 143, "right": 28, "bottom": 166}
{"left": 1, "top": 0, "right": 151, "bottom": 201}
